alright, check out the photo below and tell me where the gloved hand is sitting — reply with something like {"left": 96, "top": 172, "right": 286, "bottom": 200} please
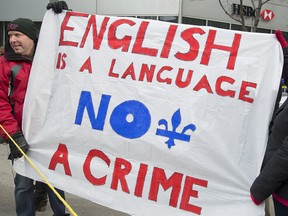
{"left": 250, "top": 194, "right": 261, "bottom": 205}
{"left": 275, "top": 30, "right": 288, "bottom": 48}
{"left": 7, "top": 131, "right": 29, "bottom": 159}
{"left": 46, "top": 1, "right": 69, "bottom": 14}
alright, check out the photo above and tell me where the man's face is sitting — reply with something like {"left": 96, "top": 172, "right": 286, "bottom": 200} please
{"left": 8, "top": 30, "right": 34, "bottom": 56}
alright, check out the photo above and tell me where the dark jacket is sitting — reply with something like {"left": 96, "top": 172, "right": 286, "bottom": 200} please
{"left": 0, "top": 42, "right": 34, "bottom": 139}
{"left": 250, "top": 47, "right": 288, "bottom": 202}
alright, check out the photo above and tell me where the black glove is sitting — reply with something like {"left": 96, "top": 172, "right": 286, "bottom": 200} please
{"left": 46, "top": 1, "right": 69, "bottom": 14}
{"left": 7, "top": 131, "right": 29, "bottom": 159}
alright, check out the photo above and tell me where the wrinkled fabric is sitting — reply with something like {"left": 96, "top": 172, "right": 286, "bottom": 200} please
{"left": 250, "top": 48, "right": 288, "bottom": 203}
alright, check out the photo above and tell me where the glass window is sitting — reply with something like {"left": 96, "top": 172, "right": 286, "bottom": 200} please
{"left": 231, "top": 24, "right": 251, "bottom": 32}
{"left": 207, "top": 20, "right": 229, "bottom": 29}
{"left": 158, "top": 16, "right": 178, "bottom": 23}
{"left": 0, "top": 22, "right": 4, "bottom": 47}
{"left": 256, "top": 28, "right": 271, "bottom": 34}
{"left": 282, "top": 31, "right": 288, "bottom": 42}
{"left": 182, "top": 17, "right": 206, "bottom": 26}
{"left": 137, "top": 16, "right": 157, "bottom": 20}
{"left": 118, "top": 16, "right": 136, "bottom": 18}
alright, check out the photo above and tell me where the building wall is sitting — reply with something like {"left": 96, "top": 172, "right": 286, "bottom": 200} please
{"left": 0, "top": 0, "right": 287, "bottom": 24}
{"left": 182, "top": 0, "right": 288, "bottom": 31}
{"left": 96, "top": 0, "right": 179, "bottom": 16}
{"left": 0, "top": 0, "right": 47, "bottom": 21}
{"left": 0, "top": 0, "right": 97, "bottom": 21}
{"left": 1, "top": 0, "right": 288, "bottom": 46}
{"left": 66, "top": 0, "right": 97, "bottom": 15}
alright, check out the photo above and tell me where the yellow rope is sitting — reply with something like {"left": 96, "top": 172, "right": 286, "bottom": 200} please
{"left": 0, "top": 124, "right": 78, "bottom": 216}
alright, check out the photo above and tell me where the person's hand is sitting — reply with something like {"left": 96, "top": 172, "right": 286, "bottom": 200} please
{"left": 275, "top": 30, "right": 288, "bottom": 48}
{"left": 275, "top": 30, "right": 288, "bottom": 82}
{"left": 46, "top": 1, "right": 69, "bottom": 14}
{"left": 250, "top": 194, "right": 262, "bottom": 206}
{"left": 7, "top": 131, "right": 29, "bottom": 159}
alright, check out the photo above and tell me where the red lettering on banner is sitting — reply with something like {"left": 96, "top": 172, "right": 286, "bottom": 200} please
{"left": 80, "top": 56, "right": 92, "bottom": 73}
{"left": 53, "top": 143, "right": 208, "bottom": 214}
{"left": 157, "top": 66, "right": 173, "bottom": 84}
{"left": 108, "top": 59, "right": 119, "bottom": 78}
{"left": 160, "top": 25, "right": 178, "bottom": 58}
{"left": 60, "top": 11, "right": 89, "bottom": 47}
{"left": 132, "top": 21, "right": 158, "bottom": 57}
{"left": 180, "top": 176, "right": 208, "bottom": 215}
{"left": 139, "top": 64, "right": 156, "bottom": 82}
{"left": 239, "top": 81, "right": 257, "bottom": 103}
{"left": 134, "top": 163, "right": 148, "bottom": 197}
{"left": 175, "top": 27, "right": 205, "bottom": 61}
{"left": 122, "top": 63, "right": 136, "bottom": 80}
{"left": 56, "top": 53, "right": 67, "bottom": 70}
{"left": 200, "top": 30, "right": 241, "bottom": 70}
{"left": 83, "top": 149, "right": 111, "bottom": 185}
{"left": 108, "top": 19, "right": 135, "bottom": 52}
{"left": 176, "top": 69, "right": 193, "bottom": 88}
{"left": 61, "top": 11, "right": 242, "bottom": 70}
{"left": 193, "top": 75, "right": 213, "bottom": 93}
{"left": 108, "top": 59, "right": 257, "bottom": 103}
{"left": 80, "top": 15, "right": 110, "bottom": 49}
{"left": 149, "top": 167, "right": 183, "bottom": 207}
{"left": 111, "top": 158, "right": 132, "bottom": 193}
{"left": 215, "top": 76, "right": 236, "bottom": 98}
{"left": 49, "top": 143, "right": 72, "bottom": 176}
{"left": 60, "top": 12, "right": 257, "bottom": 103}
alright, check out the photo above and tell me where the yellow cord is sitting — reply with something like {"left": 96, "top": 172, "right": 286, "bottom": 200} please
{"left": 0, "top": 124, "right": 78, "bottom": 216}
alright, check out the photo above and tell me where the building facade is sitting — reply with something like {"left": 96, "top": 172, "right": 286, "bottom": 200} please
{"left": 1, "top": 0, "right": 288, "bottom": 46}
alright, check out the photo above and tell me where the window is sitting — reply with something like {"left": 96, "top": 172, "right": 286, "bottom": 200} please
{"left": 282, "top": 32, "right": 288, "bottom": 42}
{"left": 0, "top": 22, "right": 4, "bottom": 47}
{"left": 207, "top": 20, "right": 229, "bottom": 29}
{"left": 231, "top": 24, "right": 251, "bottom": 32}
{"left": 118, "top": 16, "right": 136, "bottom": 18}
{"left": 256, "top": 28, "right": 271, "bottom": 34}
{"left": 158, "top": 16, "right": 178, "bottom": 23}
{"left": 137, "top": 16, "right": 157, "bottom": 20}
{"left": 182, "top": 17, "right": 206, "bottom": 26}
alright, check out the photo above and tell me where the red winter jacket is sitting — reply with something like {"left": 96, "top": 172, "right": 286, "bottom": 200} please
{"left": 0, "top": 43, "right": 33, "bottom": 139}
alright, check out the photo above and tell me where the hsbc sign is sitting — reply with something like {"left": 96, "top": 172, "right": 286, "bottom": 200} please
{"left": 232, "top": 4, "right": 275, "bottom": 22}
{"left": 232, "top": 4, "right": 255, "bottom": 17}
{"left": 261, "top": 9, "right": 275, "bottom": 21}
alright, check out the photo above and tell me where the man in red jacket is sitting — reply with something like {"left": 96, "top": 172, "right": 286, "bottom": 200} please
{"left": 0, "top": 2, "right": 70, "bottom": 216}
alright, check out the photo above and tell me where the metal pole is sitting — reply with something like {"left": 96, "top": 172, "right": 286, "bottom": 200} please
{"left": 178, "top": 0, "right": 183, "bottom": 24}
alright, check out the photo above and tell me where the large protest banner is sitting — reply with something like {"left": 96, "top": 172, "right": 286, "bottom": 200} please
{"left": 16, "top": 10, "right": 283, "bottom": 215}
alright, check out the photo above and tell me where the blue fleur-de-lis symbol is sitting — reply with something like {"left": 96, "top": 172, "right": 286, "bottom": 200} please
{"left": 156, "top": 109, "right": 196, "bottom": 149}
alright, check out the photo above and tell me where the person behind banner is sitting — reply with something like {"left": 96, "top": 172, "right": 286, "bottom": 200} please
{"left": 250, "top": 30, "right": 288, "bottom": 216}
{"left": 0, "top": 2, "right": 70, "bottom": 216}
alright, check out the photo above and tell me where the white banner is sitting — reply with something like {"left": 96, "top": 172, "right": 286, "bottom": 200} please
{"left": 17, "top": 10, "right": 283, "bottom": 216}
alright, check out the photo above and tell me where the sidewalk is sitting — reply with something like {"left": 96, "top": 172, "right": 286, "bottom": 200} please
{"left": 0, "top": 144, "right": 129, "bottom": 216}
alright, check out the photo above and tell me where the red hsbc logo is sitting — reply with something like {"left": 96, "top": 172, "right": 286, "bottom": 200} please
{"left": 261, "top": 9, "right": 275, "bottom": 21}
